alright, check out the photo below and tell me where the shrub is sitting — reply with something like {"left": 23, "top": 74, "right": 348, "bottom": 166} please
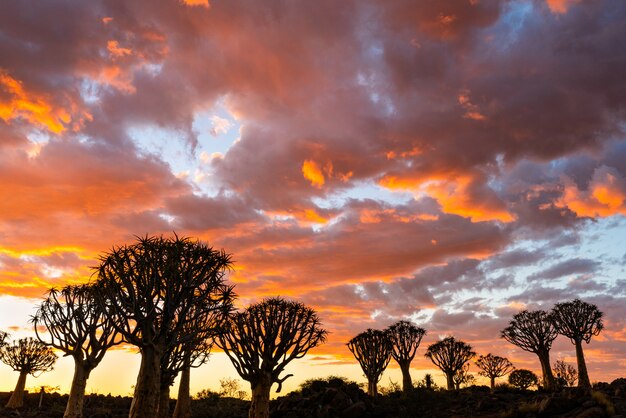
{"left": 508, "top": 369, "right": 538, "bottom": 390}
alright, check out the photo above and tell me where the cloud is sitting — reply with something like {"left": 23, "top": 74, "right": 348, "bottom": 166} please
{"left": 1, "top": 0, "right": 626, "bottom": 385}
{"left": 527, "top": 258, "right": 600, "bottom": 281}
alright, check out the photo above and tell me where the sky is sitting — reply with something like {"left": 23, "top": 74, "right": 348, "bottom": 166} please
{"left": 1, "top": 0, "right": 626, "bottom": 397}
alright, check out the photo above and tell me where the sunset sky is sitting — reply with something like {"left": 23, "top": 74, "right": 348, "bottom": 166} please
{"left": 1, "top": 0, "right": 626, "bottom": 397}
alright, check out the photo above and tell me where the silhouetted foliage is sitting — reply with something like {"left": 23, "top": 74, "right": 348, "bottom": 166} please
{"left": 551, "top": 299, "right": 604, "bottom": 389}
{"left": 94, "top": 234, "right": 235, "bottom": 418}
{"left": 32, "top": 284, "right": 120, "bottom": 418}
{"left": 347, "top": 329, "right": 392, "bottom": 397}
{"left": 553, "top": 359, "right": 577, "bottom": 387}
{"left": 425, "top": 336, "right": 475, "bottom": 390}
{"left": 386, "top": 320, "right": 426, "bottom": 393}
{"left": 501, "top": 310, "right": 558, "bottom": 391}
{"left": 0, "top": 330, "right": 7, "bottom": 346}
{"left": 164, "top": 312, "right": 222, "bottom": 418}
{"left": 475, "top": 353, "right": 515, "bottom": 390}
{"left": 0, "top": 337, "right": 57, "bottom": 408}
{"left": 508, "top": 369, "right": 538, "bottom": 390}
{"left": 453, "top": 364, "right": 476, "bottom": 390}
{"left": 217, "top": 297, "right": 327, "bottom": 418}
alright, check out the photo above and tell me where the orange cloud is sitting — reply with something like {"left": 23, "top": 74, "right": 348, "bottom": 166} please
{"left": 380, "top": 174, "right": 514, "bottom": 223}
{"left": 0, "top": 70, "right": 89, "bottom": 133}
{"left": 546, "top": 0, "right": 581, "bottom": 14}
{"left": 107, "top": 40, "right": 133, "bottom": 59}
{"left": 302, "top": 160, "right": 326, "bottom": 188}
{"left": 181, "top": 0, "right": 210, "bottom": 7}
{"left": 557, "top": 167, "right": 626, "bottom": 217}
{"left": 458, "top": 90, "right": 486, "bottom": 121}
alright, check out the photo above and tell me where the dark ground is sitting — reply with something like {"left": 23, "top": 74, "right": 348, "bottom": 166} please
{"left": 1, "top": 378, "right": 625, "bottom": 417}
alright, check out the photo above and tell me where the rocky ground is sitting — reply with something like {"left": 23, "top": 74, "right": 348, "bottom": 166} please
{"left": 1, "top": 378, "right": 625, "bottom": 417}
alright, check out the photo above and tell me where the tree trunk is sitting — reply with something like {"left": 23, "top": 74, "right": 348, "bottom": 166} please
{"left": 6, "top": 371, "right": 28, "bottom": 408}
{"left": 172, "top": 363, "right": 191, "bottom": 418}
{"left": 157, "top": 384, "right": 170, "bottom": 418}
{"left": 399, "top": 362, "right": 413, "bottom": 393}
{"left": 249, "top": 375, "right": 272, "bottom": 418}
{"left": 129, "top": 345, "right": 162, "bottom": 418}
{"left": 64, "top": 360, "right": 92, "bottom": 418}
{"left": 367, "top": 379, "right": 377, "bottom": 397}
{"left": 575, "top": 340, "right": 591, "bottom": 389}
{"left": 537, "top": 350, "right": 555, "bottom": 391}
{"left": 446, "top": 372, "right": 454, "bottom": 391}
{"left": 490, "top": 376, "right": 495, "bottom": 390}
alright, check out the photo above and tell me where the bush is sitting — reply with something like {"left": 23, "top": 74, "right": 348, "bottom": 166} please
{"left": 508, "top": 369, "right": 538, "bottom": 390}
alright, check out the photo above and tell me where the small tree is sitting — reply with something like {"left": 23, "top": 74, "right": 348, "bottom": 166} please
{"left": 0, "top": 338, "right": 57, "bottom": 408}
{"left": 386, "top": 321, "right": 426, "bottom": 393}
{"left": 347, "top": 329, "right": 392, "bottom": 397}
{"left": 551, "top": 299, "right": 603, "bottom": 389}
{"left": 162, "top": 335, "right": 213, "bottom": 418}
{"left": 508, "top": 369, "right": 538, "bottom": 390}
{"left": 32, "top": 284, "right": 120, "bottom": 418}
{"left": 501, "top": 310, "right": 558, "bottom": 391}
{"left": 217, "top": 297, "right": 327, "bottom": 418}
{"left": 553, "top": 359, "right": 577, "bottom": 387}
{"left": 165, "top": 303, "right": 227, "bottom": 418}
{"left": 425, "top": 336, "right": 475, "bottom": 390}
{"left": 475, "top": 353, "right": 515, "bottom": 390}
{"left": 95, "top": 235, "right": 235, "bottom": 418}
{"left": 453, "top": 364, "right": 476, "bottom": 390}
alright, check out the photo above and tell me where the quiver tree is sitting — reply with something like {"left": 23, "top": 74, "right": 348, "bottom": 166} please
{"left": 217, "top": 297, "right": 327, "bottom": 418}
{"left": 95, "top": 235, "right": 235, "bottom": 418}
{"left": 551, "top": 299, "right": 603, "bottom": 389}
{"left": 163, "top": 314, "right": 219, "bottom": 418}
{"left": 453, "top": 363, "right": 476, "bottom": 390}
{"left": 425, "top": 336, "right": 475, "bottom": 390}
{"left": 501, "top": 310, "right": 558, "bottom": 391}
{"left": 32, "top": 284, "right": 120, "bottom": 418}
{"left": 160, "top": 343, "right": 210, "bottom": 418}
{"left": 553, "top": 359, "right": 577, "bottom": 387}
{"left": 347, "top": 329, "right": 392, "bottom": 397}
{"left": 475, "top": 353, "right": 514, "bottom": 390}
{"left": 386, "top": 321, "right": 426, "bottom": 393}
{"left": 0, "top": 337, "right": 57, "bottom": 408}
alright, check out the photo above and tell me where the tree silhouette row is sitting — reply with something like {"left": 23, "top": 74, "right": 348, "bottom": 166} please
{"left": 0, "top": 233, "right": 606, "bottom": 418}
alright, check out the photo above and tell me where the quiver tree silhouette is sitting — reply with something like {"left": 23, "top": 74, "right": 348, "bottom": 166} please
{"left": 386, "top": 321, "right": 426, "bottom": 393}
{"left": 553, "top": 359, "right": 577, "bottom": 387}
{"left": 425, "top": 336, "right": 475, "bottom": 390}
{"left": 217, "top": 297, "right": 327, "bottom": 418}
{"left": 508, "top": 369, "right": 538, "bottom": 390}
{"left": 452, "top": 364, "right": 476, "bottom": 390}
{"left": 347, "top": 329, "right": 392, "bottom": 397}
{"left": 475, "top": 353, "right": 515, "bottom": 390}
{"left": 551, "top": 299, "right": 603, "bottom": 389}
{"left": 0, "top": 337, "right": 57, "bottom": 408}
{"left": 95, "top": 235, "right": 235, "bottom": 418}
{"left": 501, "top": 310, "right": 558, "bottom": 391}
{"left": 32, "top": 284, "right": 120, "bottom": 418}
{"left": 164, "top": 315, "right": 219, "bottom": 418}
